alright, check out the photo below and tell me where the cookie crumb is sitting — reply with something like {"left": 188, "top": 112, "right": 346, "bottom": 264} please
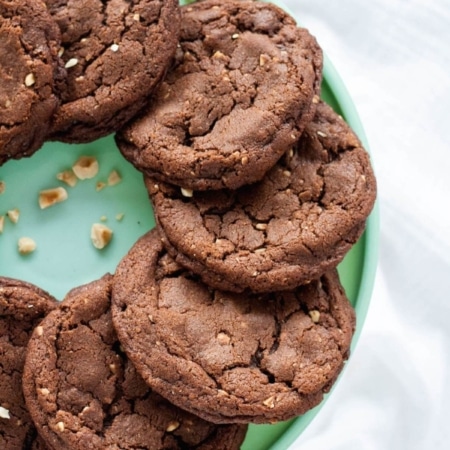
{"left": 107, "top": 170, "right": 122, "bottom": 186}
{"left": 0, "top": 180, "right": 5, "bottom": 194}
{"left": 100, "top": 215, "right": 107, "bottom": 222}
{"left": 39, "top": 187, "right": 68, "bottom": 209}
{"left": 18, "top": 237, "right": 37, "bottom": 254}
{"left": 0, "top": 216, "right": 4, "bottom": 234}
{"left": 7, "top": 208, "right": 20, "bottom": 224}
{"left": 166, "top": 421, "right": 180, "bottom": 432}
{"left": 115, "top": 213, "right": 124, "bottom": 221}
{"left": 73, "top": 156, "right": 99, "bottom": 179}
{"left": 0, "top": 406, "right": 10, "bottom": 419}
{"left": 96, "top": 181, "right": 106, "bottom": 191}
{"left": 56, "top": 169, "right": 78, "bottom": 187}
{"left": 91, "top": 223, "right": 113, "bottom": 249}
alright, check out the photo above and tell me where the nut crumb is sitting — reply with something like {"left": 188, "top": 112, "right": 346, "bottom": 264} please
{"left": 181, "top": 187, "right": 193, "bottom": 197}
{"left": 35, "top": 326, "right": 44, "bottom": 336}
{"left": 166, "top": 421, "right": 180, "bottom": 432}
{"left": 72, "top": 156, "right": 99, "bottom": 180}
{"left": 107, "top": 170, "right": 122, "bottom": 186}
{"left": 262, "top": 396, "right": 275, "bottom": 408}
{"left": 317, "top": 130, "right": 327, "bottom": 138}
{"left": 64, "top": 58, "right": 78, "bottom": 68}
{"left": 7, "top": 208, "right": 20, "bottom": 223}
{"left": 38, "top": 388, "right": 50, "bottom": 396}
{"left": 39, "top": 187, "right": 68, "bottom": 209}
{"left": 96, "top": 181, "right": 106, "bottom": 191}
{"left": 24, "top": 73, "right": 35, "bottom": 86}
{"left": 309, "top": 310, "right": 321, "bottom": 323}
{"left": 109, "top": 363, "right": 118, "bottom": 374}
{"left": 312, "top": 95, "right": 320, "bottom": 104}
{"left": 133, "top": 13, "right": 140, "bottom": 21}
{"left": 58, "top": 47, "right": 64, "bottom": 57}
{"left": 100, "top": 215, "right": 107, "bottom": 222}
{"left": 241, "top": 156, "right": 249, "bottom": 165}
{"left": 91, "top": 223, "right": 113, "bottom": 249}
{"left": 255, "top": 223, "right": 267, "bottom": 231}
{"left": 18, "top": 237, "right": 37, "bottom": 255}
{"left": 259, "top": 54, "right": 270, "bottom": 66}
{"left": 231, "top": 33, "right": 239, "bottom": 39}
{"left": 56, "top": 169, "right": 77, "bottom": 187}
{"left": 0, "top": 180, "right": 5, "bottom": 194}
{"left": 115, "top": 213, "right": 124, "bottom": 221}
{"left": 110, "top": 43, "right": 119, "bottom": 52}
{"left": 0, "top": 406, "right": 10, "bottom": 419}
{"left": 55, "top": 421, "right": 65, "bottom": 432}
{"left": 0, "top": 216, "right": 4, "bottom": 234}
{"left": 217, "top": 332, "right": 231, "bottom": 345}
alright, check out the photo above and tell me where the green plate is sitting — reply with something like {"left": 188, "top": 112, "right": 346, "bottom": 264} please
{"left": 0, "top": 1, "right": 379, "bottom": 448}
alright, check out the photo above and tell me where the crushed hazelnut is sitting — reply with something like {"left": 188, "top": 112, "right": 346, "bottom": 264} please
{"left": 24, "top": 73, "right": 36, "bottom": 86}
{"left": 262, "top": 396, "right": 275, "bottom": 408}
{"left": 109, "top": 363, "right": 118, "bottom": 374}
{"left": 255, "top": 223, "right": 267, "bottom": 231}
{"left": 180, "top": 187, "right": 193, "bottom": 197}
{"left": 64, "top": 58, "right": 78, "bottom": 69}
{"left": 217, "top": 332, "right": 231, "bottom": 345}
{"left": 241, "top": 156, "right": 249, "bottom": 165}
{"left": 56, "top": 169, "right": 78, "bottom": 187}
{"left": 283, "top": 170, "right": 291, "bottom": 177}
{"left": 166, "top": 421, "right": 180, "bottom": 432}
{"left": 107, "top": 170, "right": 122, "bottom": 186}
{"left": 0, "top": 406, "right": 10, "bottom": 419}
{"left": 18, "top": 237, "right": 37, "bottom": 255}
{"left": 0, "top": 216, "right": 4, "bottom": 234}
{"left": 58, "top": 47, "right": 65, "bottom": 57}
{"left": 213, "top": 50, "right": 227, "bottom": 60}
{"left": 72, "top": 156, "right": 99, "bottom": 180}
{"left": 38, "top": 388, "right": 50, "bottom": 396}
{"left": 0, "top": 180, "right": 5, "bottom": 194}
{"left": 231, "top": 33, "right": 239, "bottom": 39}
{"left": 35, "top": 326, "right": 44, "bottom": 336}
{"left": 317, "top": 131, "right": 327, "bottom": 138}
{"left": 90, "top": 223, "right": 113, "bottom": 249}
{"left": 133, "top": 13, "right": 140, "bottom": 21}
{"left": 56, "top": 421, "right": 65, "bottom": 432}
{"left": 110, "top": 43, "right": 119, "bottom": 52}
{"left": 309, "top": 310, "right": 321, "bottom": 323}
{"left": 312, "top": 95, "right": 320, "bottom": 104}
{"left": 259, "top": 54, "right": 270, "bottom": 66}
{"left": 39, "top": 187, "right": 68, "bottom": 209}
{"left": 7, "top": 208, "right": 20, "bottom": 224}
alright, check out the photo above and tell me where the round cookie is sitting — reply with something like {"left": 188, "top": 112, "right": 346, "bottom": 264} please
{"left": 116, "top": 0, "right": 322, "bottom": 190}
{"left": 0, "top": 277, "right": 57, "bottom": 450}
{"left": 0, "top": 0, "right": 63, "bottom": 165}
{"left": 146, "top": 101, "right": 377, "bottom": 293}
{"left": 111, "top": 230, "right": 356, "bottom": 424}
{"left": 22, "top": 274, "right": 247, "bottom": 449}
{"left": 46, "top": 0, "right": 180, "bottom": 143}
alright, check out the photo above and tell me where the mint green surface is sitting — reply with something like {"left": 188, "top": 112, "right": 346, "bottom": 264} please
{"left": 0, "top": 1, "right": 379, "bottom": 448}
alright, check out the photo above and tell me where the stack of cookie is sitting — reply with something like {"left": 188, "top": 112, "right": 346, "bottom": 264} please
{"left": 1, "top": 0, "right": 377, "bottom": 448}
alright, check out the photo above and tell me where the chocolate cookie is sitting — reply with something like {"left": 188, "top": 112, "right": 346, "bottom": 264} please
{"left": 116, "top": 0, "right": 322, "bottom": 190}
{"left": 147, "top": 101, "right": 377, "bottom": 293}
{"left": 22, "top": 274, "right": 247, "bottom": 449}
{"left": 46, "top": 0, "right": 180, "bottom": 143}
{"left": 0, "top": 277, "right": 57, "bottom": 450}
{"left": 111, "top": 230, "right": 356, "bottom": 424}
{"left": 0, "top": 0, "right": 63, "bottom": 165}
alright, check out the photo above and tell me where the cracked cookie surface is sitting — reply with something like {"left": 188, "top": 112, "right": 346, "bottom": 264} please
{"left": 0, "top": 277, "right": 57, "bottom": 450}
{"left": 22, "top": 274, "right": 247, "bottom": 449}
{"left": 111, "top": 229, "right": 356, "bottom": 424}
{"left": 116, "top": 0, "right": 322, "bottom": 190}
{"left": 46, "top": 0, "right": 180, "bottom": 142}
{"left": 0, "top": 0, "right": 63, "bottom": 165}
{"left": 147, "top": 101, "right": 377, "bottom": 293}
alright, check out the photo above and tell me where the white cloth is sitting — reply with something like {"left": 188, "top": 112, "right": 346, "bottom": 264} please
{"left": 279, "top": 0, "right": 450, "bottom": 449}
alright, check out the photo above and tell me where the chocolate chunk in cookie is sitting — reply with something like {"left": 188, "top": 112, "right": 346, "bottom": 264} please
{"left": 0, "top": 0, "right": 63, "bottom": 165}
{"left": 116, "top": 0, "right": 322, "bottom": 190}
{"left": 0, "top": 277, "right": 57, "bottom": 449}
{"left": 111, "top": 230, "right": 356, "bottom": 424}
{"left": 46, "top": 0, "right": 180, "bottom": 143}
{"left": 147, "top": 101, "right": 377, "bottom": 293}
{"left": 23, "top": 274, "right": 247, "bottom": 449}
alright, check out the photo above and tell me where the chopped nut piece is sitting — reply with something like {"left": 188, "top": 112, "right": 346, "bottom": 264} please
{"left": 24, "top": 73, "right": 35, "bottom": 86}
{"left": 107, "top": 170, "right": 122, "bottom": 186}
{"left": 0, "top": 216, "right": 4, "bottom": 234}
{"left": 58, "top": 47, "right": 65, "bottom": 57}
{"left": 166, "top": 421, "right": 180, "bottom": 432}
{"left": 288, "top": 148, "right": 294, "bottom": 158}
{"left": 231, "top": 33, "right": 239, "bottom": 39}
{"left": 39, "top": 187, "right": 68, "bottom": 209}
{"left": 133, "top": 13, "right": 140, "bottom": 21}
{"left": 100, "top": 215, "right": 107, "bottom": 222}
{"left": 110, "top": 43, "right": 119, "bottom": 52}
{"left": 317, "top": 131, "right": 327, "bottom": 138}
{"left": 312, "top": 95, "right": 320, "bottom": 104}
{"left": 35, "top": 326, "right": 44, "bottom": 336}
{"left": 181, "top": 187, "right": 193, "bottom": 197}
{"left": 72, "top": 156, "right": 99, "bottom": 179}
{"left": 0, "top": 406, "right": 10, "bottom": 419}
{"left": 254, "top": 247, "right": 266, "bottom": 254}
{"left": 56, "top": 421, "right": 65, "bottom": 432}
{"left": 241, "top": 156, "right": 249, "bottom": 165}
{"left": 91, "top": 223, "right": 113, "bottom": 249}
{"left": 262, "top": 396, "right": 275, "bottom": 408}
{"left": 255, "top": 223, "right": 267, "bottom": 231}
{"left": 109, "top": 364, "right": 118, "bottom": 374}
{"left": 96, "top": 181, "right": 106, "bottom": 191}
{"left": 259, "top": 54, "right": 270, "bottom": 66}
{"left": 283, "top": 170, "right": 291, "bottom": 177}
{"left": 309, "top": 310, "right": 321, "bottom": 323}
{"left": 217, "top": 332, "right": 231, "bottom": 345}
{"left": 38, "top": 388, "right": 50, "bottom": 396}
{"left": 56, "top": 169, "right": 78, "bottom": 187}
{"left": 65, "top": 58, "right": 78, "bottom": 68}
{"left": 7, "top": 208, "right": 20, "bottom": 223}
{"left": 0, "top": 180, "right": 5, "bottom": 194}
{"left": 18, "top": 237, "right": 37, "bottom": 254}
{"left": 115, "top": 213, "right": 124, "bottom": 221}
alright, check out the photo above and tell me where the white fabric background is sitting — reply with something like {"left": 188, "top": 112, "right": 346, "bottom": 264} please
{"left": 280, "top": 1, "right": 450, "bottom": 449}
